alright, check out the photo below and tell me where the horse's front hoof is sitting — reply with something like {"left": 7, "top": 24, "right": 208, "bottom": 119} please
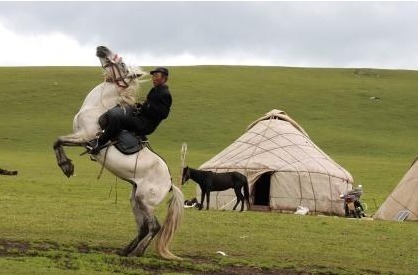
{"left": 59, "top": 159, "right": 74, "bottom": 178}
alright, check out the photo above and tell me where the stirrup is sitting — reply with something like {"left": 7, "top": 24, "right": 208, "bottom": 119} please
{"left": 85, "top": 138, "right": 98, "bottom": 149}
{"left": 88, "top": 141, "right": 110, "bottom": 155}
{"left": 81, "top": 139, "right": 100, "bottom": 156}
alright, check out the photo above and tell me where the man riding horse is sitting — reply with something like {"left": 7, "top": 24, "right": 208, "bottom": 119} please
{"left": 54, "top": 47, "right": 183, "bottom": 259}
{"left": 87, "top": 67, "right": 172, "bottom": 155}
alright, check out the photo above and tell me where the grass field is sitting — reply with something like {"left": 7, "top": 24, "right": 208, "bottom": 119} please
{"left": 0, "top": 66, "right": 417, "bottom": 274}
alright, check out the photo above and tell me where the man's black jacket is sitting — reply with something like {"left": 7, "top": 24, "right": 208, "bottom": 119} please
{"left": 140, "top": 84, "right": 172, "bottom": 122}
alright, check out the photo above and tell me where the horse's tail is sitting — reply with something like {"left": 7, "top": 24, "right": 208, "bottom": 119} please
{"left": 155, "top": 184, "right": 184, "bottom": 260}
{"left": 243, "top": 178, "right": 251, "bottom": 209}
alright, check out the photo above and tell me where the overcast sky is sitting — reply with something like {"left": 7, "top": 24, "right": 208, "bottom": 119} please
{"left": 0, "top": 1, "right": 417, "bottom": 69}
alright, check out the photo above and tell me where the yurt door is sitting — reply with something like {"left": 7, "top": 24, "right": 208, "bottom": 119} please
{"left": 251, "top": 172, "right": 272, "bottom": 210}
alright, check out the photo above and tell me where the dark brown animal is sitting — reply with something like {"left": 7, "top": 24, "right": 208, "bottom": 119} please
{"left": 0, "top": 168, "right": 18, "bottom": 176}
{"left": 182, "top": 166, "right": 250, "bottom": 211}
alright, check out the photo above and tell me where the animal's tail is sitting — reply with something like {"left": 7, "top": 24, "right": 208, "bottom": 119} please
{"left": 243, "top": 178, "right": 251, "bottom": 209}
{"left": 155, "top": 184, "right": 184, "bottom": 260}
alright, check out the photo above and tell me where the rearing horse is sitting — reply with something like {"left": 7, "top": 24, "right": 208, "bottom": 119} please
{"left": 53, "top": 46, "right": 183, "bottom": 260}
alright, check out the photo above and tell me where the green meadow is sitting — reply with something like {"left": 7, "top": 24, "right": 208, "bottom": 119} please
{"left": 0, "top": 66, "right": 417, "bottom": 274}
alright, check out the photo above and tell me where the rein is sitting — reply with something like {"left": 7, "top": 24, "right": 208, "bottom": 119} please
{"left": 95, "top": 141, "right": 117, "bottom": 179}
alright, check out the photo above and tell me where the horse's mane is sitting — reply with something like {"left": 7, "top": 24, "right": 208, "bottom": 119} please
{"left": 117, "top": 79, "right": 138, "bottom": 106}
{"left": 117, "top": 67, "right": 147, "bottom": 107}
{"left": 189, "top": 167, "right": 214, "bottom": 184}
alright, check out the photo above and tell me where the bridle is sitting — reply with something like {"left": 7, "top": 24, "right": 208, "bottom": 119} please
{"left": 102, "top": 57, "right": 130, "bottom": 88}
{"left": 102, "top": 54, "right": 142, "bottom": 89}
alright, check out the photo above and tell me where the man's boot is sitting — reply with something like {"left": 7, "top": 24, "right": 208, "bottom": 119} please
{"left": 86, "top": 140, "right": 102, "bottom": 155}
{"left": 86, "top": 131, "right": 106, "bottom": 155}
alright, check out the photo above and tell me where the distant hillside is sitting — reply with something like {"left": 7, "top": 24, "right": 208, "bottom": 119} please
{"left": 0, "top": 66, "right": 417, "bottom": 208}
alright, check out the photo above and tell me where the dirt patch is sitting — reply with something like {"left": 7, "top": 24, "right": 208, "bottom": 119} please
{"left": 0, "top": 239, "right": 307, "bottom": 274}
{"left": 0, "top": 239, "right": 62, "bottom": 253}
{"left": 76, "top": 242, "right": 116, "bottom": 254}
{"left": 0, "top": 239, "right": 31, "bottom": 256}
{"left": 202, "top": 267, "right": 300, "bottom": 275}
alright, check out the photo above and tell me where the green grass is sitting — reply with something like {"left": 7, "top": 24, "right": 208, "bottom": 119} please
{"left": 0, "top": 66, "right": 417, "bottom": 274}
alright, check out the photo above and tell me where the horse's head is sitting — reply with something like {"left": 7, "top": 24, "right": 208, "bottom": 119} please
{"left": 96, "top": 46, "right": 145, "bottom": 88}
{"left": 181, "top": 166, "right": 190, "bottom": 185}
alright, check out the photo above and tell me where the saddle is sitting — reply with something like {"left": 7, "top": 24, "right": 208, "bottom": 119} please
{"left": 113, "top": 130, "right": 148, "bottom": 155}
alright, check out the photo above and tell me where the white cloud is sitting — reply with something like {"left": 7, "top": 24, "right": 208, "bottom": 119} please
{"left": 123, "top": 51, "right": 276, "bottom": 67}
{"left": 0, "top": 22, "right": 278, "bottom": 67}
{"left": 0, "top": 22, "right": 97, "bottom": 66}
{"left": 0, "top": 1, "right": 416, "bottom": 69}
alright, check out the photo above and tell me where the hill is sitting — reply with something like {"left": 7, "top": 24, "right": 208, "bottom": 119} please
{"left": 2, "top": 66, "right": 416, "bottom": 204}
{"left": 0, "top": 66, "right": 417, "bottom": 274}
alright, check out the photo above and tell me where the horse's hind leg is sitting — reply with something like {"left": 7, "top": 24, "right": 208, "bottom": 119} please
{"left": 128, "top": 213, "right": 161, "bottom": 257}
{"left": 232, "top": 193, "right": 240, "bottom": 211}
{"left": 126, "top": 188, "right": 161, "bottom": 257}
{"left": 119, "top": 222, "right": 148, "bottom": 256}
{"left": 232, "top": 199, "right": 240, "bottom": 211}
{"left": 233, "top": 187, "right": 245, "bottom": 211}
{"left": 119, "top": 186, "right": 149, "bottom": 256}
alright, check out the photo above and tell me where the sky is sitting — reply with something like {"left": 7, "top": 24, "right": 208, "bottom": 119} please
{"left": 0, "top": 1, "right": 417, "bottom": 69}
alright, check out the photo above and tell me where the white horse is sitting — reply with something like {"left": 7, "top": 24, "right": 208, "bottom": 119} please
{"left": 53, "top": 46, "right": 183, "bottom": 260}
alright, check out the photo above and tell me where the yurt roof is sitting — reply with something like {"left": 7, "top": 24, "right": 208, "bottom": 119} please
{"left": 373, "top": 158, "right": 418, "bottom": 221}
{"left": 200, "top": 109, "right": 353, "bottom": 183}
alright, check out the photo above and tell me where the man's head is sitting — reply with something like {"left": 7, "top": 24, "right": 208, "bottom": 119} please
{"left": 150, "top": 67, "right": 169, "bottom": 87}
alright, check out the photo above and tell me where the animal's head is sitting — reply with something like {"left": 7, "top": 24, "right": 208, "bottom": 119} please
{"left": 96, "top": 46, "right": 145, "bottom": 88}
{"left": 181, "top": 166, "right": 190, "bottom": 185}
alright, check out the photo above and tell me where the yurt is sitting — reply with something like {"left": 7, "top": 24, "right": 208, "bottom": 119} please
{"left": 199, "top": 109, "right": 353, "bottom": 215}
{"left": 373, "top": 158, "right": 418, "bottom": 221}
